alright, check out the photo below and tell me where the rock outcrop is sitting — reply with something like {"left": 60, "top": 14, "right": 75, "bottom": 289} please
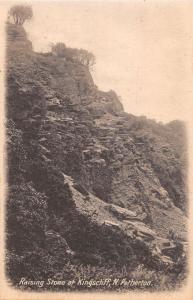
{"left": 6, "top": 23, "right": 188, "bottom": 289}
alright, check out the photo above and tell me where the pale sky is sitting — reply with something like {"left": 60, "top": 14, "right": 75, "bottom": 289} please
{"left": 4, "top": 1, "right": 193, "bottom": 122}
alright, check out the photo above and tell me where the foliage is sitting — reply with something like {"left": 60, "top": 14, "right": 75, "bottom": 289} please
{"left": 128, "top": 116, "right": 187, "bottom": 212}
{"left": 6, "top": 119, "right": 26, "bottom": 184}
{"left": 75, "top": 49, "right": 96, "bottom": 69}
{"left": 51, "top": 42, "right": 96, "bottom": 70}
{"left": 6, "top": 183, "right": 48, "bottom": 282}
{"left": 51, "top": 42, "right": 66, "bottom": 58}
{"left": 6, "top": 183, "right": 47, "bottom": 252}
{"left": 25, "top": 160, "right": 73, "bottom": 213}
{"left": 8, "top": 5, "right": 33, "bottom": 25}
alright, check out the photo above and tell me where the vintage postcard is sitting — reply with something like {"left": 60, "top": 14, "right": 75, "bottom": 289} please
{"left": 0, "top": 1, "right": 193, "bottom": 300}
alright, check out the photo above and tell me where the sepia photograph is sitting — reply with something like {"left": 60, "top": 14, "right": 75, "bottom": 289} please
{"left": 0, "top": 1, "right": 193, "bottom": 299}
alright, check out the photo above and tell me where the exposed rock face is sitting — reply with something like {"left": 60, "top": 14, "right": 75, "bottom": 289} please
{"left": 7, "top": 23, "right": 33, "bottom": 52}
{"left": 6, "top": 23, "right": 187, "bottom": 288}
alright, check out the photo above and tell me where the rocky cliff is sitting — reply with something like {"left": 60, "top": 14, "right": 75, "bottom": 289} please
{"left": 6, "top": 23, "right": 187, "bottom": 291}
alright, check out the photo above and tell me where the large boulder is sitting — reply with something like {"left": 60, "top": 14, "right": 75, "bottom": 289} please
{"left": 107, "top": 203, "right": 138, "bottom": 220}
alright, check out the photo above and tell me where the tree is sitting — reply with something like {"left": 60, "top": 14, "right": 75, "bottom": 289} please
{"left": 50, "top": 42, "right": 96, "bottom": 70}
{"left": 51, "top": 42, "right": 66, "bottom": 58}
{"left": 8, "top": 5, "right": 33, "bottom": 25}
{"left": 76, "top": 49, "right": 96, "bottom": 70}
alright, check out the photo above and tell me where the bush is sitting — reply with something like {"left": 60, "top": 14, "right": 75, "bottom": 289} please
{"left": 75, "top": 49, "right": 96, "bottom": 70}
{"left": 26, "top": 160, "right": 73, "bottom": 213}
{"left": 6, "top": 183, "right": 47, "bottom": 252}
{"left": 7, "top": 119, "right": 26, "bottom": 184}
{"left": 51, "top": 42, "right": 66, "bottom": 58}
{"left": 6, "top": 183, "right": 48, "bottom": 283}
{"left": 51, "top": 43, "right": 96, "bottom": 70}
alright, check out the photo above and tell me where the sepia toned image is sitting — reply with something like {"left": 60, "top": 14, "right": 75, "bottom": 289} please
{"left": 0, "top": 1, "right": 193, "bottom": 299}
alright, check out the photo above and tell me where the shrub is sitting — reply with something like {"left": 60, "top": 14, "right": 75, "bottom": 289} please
{"left": 51, "top": 42, "right": 66, "bottom": 58}
{"left": 7, "top": 119, "right": 26, "bottom": 184}
{"left": 6, "top": 183, "right": 48, "bottom": 283}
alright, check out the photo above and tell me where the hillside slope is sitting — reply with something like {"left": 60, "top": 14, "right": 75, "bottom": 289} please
{"left": 6, "top": 23, "right": 188, "bottom": 291}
